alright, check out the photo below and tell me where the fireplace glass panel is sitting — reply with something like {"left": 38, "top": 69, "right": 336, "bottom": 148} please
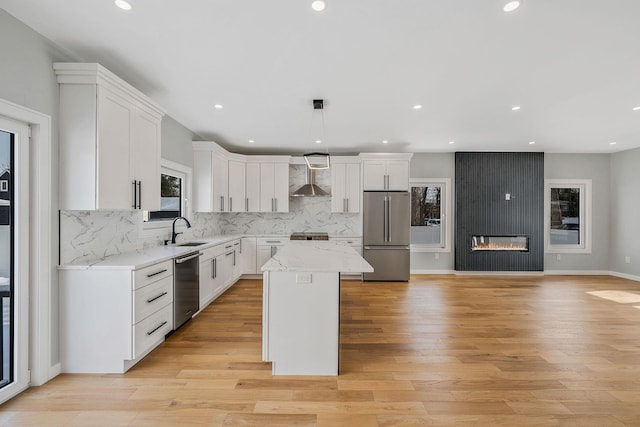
{"left": 471, "top": 235, "right": 528, "bottom": 251}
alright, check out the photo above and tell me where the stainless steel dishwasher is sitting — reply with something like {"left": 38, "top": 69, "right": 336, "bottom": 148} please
{"left": 173, "top": 251, "right": 201, "bottom": 330}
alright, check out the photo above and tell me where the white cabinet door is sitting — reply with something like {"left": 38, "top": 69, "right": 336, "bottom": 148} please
{"left": 193, "top": 151, "right": 213, "bottom": 212}
{"left": 245, "top": 162, "right": 261, "bottom": 212}
{"left": 212, "top": 154, "right": 229, "bottom": 212}
{"left": 228, "top": 160, "right": 246, "bottom": 212}
{"left": 260, "top": 163, "right": 276, "bottom": 212}
{"left": 260, "top": 162, "right": 289, "bottom": 212}
{"left": 232, "top": 240, "right": 242, "bottom": 280}
{"left": 363, "top": 160, "right": 409, "bottom": 191}
{"left": 331, "top": 163, "right": 360, "bottom": 213}
{"left": 222, "top": 249, "right": 235, "bottom": 288}
{"left": 241, "top": 237, "right": 257, "bottom": 274}
{"left": 199, "top": 256, "right": 215, "bottom": 309}
{"left": 273, "top": 163, "right": 289, "bottom": 212}
{"left": 362, "top": 161, "right": 387, "bottom": 191}
{"left": 132, "top": 108, "right": 161, "bottom": 211}
{"left": 256, "top": 246, "right": 273, "bottom": 272}
{"left": 331, "top": 163, "right": 347, "bottom": 213}
{"left": 96, "top": 87, "right": 133, "bottom": 210}
{"left": 386, "top": 161, "right": 409, "bottom": 191}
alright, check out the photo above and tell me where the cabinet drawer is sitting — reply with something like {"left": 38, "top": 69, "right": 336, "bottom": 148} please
{"left": 330, "top": 237, "right": 362, "bottom": 246}
{"left": 133, "top": 259, "right": 173, "bottom": 290}
{"left": 256, "top": 237, "right": 288, "bottom": 246}
{"left": 200, "top": 243, "right": 225, "bottom": 261}
{"left": 133, "top": 275, "right": 174, "bottom": 323}
{"left": 133, "top": 303, "right": 173, "bottom": 359}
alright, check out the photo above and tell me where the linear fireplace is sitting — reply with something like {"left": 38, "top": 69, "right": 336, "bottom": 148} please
{"left": 471, "top": 235, "right": 528, "bottom": 252}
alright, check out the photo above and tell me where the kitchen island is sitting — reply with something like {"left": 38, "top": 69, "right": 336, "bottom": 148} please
{"left": 261, "top": 241, "right": 373, "bottom": 375}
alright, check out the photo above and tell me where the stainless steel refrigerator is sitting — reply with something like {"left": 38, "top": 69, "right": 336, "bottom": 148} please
{"left": 363, "top": 191, "right": 410, "bottom": 281}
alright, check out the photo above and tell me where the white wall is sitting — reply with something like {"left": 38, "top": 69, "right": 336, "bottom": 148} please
{"left": 609, "top": 147, "right": 640, "bottom": 278}
{"left": 544, "top": 153, "right": 611, "bottom": 272}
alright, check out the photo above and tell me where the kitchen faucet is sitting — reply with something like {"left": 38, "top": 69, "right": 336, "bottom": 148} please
{"left": 165, "top": 216, "right": 192, "bottom": 245}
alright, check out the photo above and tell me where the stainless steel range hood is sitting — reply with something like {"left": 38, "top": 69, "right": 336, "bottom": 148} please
{"left": 291, "top": 168, "right": 330, "bottom": 197}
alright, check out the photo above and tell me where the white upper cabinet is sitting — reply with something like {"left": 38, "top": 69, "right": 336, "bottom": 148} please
{"left": 55, "top": 63, "right": 164, "bottom": 211}
{"left": 331, "top": 162, "right": 361, "bottom": 213}
{"left": 260, "top": 162, "right": 289, "bottom": 212}
{"left": 193, "top": 142, "right": 291, "bottom": 213}
{"left": 361, "top": 154, "right": 413, "bottom": 191}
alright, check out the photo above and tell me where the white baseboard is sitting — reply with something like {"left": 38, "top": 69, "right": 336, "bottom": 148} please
{"left": 609, "top": 271, "right": 640, "bottom": 282}
{"left": 543, "top": 270, "right": 611, "bottom": 276}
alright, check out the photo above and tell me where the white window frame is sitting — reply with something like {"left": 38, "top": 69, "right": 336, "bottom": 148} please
{"left": 142, "top": 159, "right": 192, "bottom": 232}
{"left": 409, "top": 178, "right": 452, "bottom": 253}
{"left": 544, "top": 179, "right": 592, "bottom": 254}
{"left": 0, "top": 180, "right": 7, "bottom": 192}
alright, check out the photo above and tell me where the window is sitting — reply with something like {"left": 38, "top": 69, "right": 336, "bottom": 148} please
{"left": 410, "top": 178, "right": 451, "bottom": 252}
{"left": 143, "top": 160, "right": 191, "bottom": 230}
{"left": 146, "top": 172, "right": 182, "bottom": 221}
{"left": 544, "top": 179, "right": 592, "bottom": 253}
{"left": 0, "top": 180, "right": 7, "bottom": 192}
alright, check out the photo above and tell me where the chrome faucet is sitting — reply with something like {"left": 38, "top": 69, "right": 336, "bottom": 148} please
{"left": 167, "top": 216, "right": 192, "bottom": 245}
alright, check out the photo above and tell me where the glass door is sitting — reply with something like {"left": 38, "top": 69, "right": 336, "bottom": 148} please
{"left": 0, "top": 116, "right": 29, "bottom": 404}
{"left": 0, "top": 128, "right": 12, "bottom": 389}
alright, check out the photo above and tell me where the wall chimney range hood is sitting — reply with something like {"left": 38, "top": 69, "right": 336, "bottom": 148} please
{"left": 291, "top": 167, "right": 330, "bottom": 197}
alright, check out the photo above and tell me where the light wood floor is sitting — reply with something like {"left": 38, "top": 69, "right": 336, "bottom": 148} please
{"left": 3, "top": 275, "right": 640, "bottom": 426}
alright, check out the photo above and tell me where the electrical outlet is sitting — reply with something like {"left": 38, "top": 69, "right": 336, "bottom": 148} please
{"left": 434, "top": 253, "right": 440, "bottom": 260}
{"left": 505, "top": 193, "right": 511, "bottom": 201}
{"left": 556, "top": 254, "right": 562, "bottom": 261}
{"left": 625, "top": 256, "right": 631, "bottom": 264}
{"left": 296, "top": 273, "right": 312, "bottom": 284}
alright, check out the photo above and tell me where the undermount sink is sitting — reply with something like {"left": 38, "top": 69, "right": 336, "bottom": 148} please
{"left": 178, "top": 242, "right": 208, "bottom": 247}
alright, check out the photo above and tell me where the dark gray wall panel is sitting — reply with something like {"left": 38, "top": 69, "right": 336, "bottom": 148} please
{"left": 455, "top": 152, "right": 544, "bottom": 271}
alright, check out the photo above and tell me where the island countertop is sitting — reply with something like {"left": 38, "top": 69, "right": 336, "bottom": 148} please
{"left": 261, "top": 241, "right": 373, "bottom": 273}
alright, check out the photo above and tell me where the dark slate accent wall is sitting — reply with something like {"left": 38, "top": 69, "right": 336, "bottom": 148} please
{"left": 455, "top": 152, "right": 544, "bottom": 271}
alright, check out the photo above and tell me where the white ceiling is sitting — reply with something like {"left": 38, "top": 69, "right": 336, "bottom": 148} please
{"left": 2, "top": 0, "right": 640, "bottom": 155}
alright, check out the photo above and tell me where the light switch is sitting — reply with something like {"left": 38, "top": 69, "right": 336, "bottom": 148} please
{"left": 505, "top": 193, "right": 511, "bottom": 201}
{"left": 296, "top": 273, "right": 312, "bottom": 284}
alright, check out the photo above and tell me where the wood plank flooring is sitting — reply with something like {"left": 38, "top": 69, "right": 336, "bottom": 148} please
{"left": 3, "top": 275, "right": 640, "bottom": 426}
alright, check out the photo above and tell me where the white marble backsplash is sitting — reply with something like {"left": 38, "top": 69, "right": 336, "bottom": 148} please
{"left": 59, "top": 165, "right": 361, "bottom": 265}
{"left": 59, "top": 211, "right": 222, "bottom": 265}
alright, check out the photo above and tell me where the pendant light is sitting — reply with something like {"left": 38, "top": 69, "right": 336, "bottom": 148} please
{"left": 303, "top": 99, "right": 331, "bottom": 170}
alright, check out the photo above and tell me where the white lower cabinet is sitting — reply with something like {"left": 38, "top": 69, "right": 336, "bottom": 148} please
{"left": 199, "top": 244, "right": 226, "bottom": 309}
{"left": 59, "top": 259, "right": 174, "bottom": 373}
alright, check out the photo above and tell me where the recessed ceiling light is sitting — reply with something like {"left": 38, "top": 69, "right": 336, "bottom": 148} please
{"left": 114, "top": 0, "right": 132, "bottom": 10}
{"left": 503, "top": 1, "right": 521, "bottom": 12}
{"left": 214, "top": 104, "right": 223, "bottom": 109}
{"left": 311, "top": 1, "right": 326, "bottom": 11}
{"left": 633, "top": 106, "right": 640, "bottom": 111}
{"left": 382, "top": 140, "right": 389, "bottom": 144}
{"left": 609, "top": 142, "right": 617, "bottom": 145}
{"left": 512, "top": 106, "right": 521, "bottom": 111}
{"left": 449, "top": 141, "right": 455, "bottom": 145}
{"left": 413, "top": 105, "right": 423, "bottom": 110}
{"left": 315, "top": 140, "right": 322, "bottom": 144}
{"left": 249, "top": 140, "right": 255, "bottom": 143}
{"left": 529, "top": 141, "right": 536, "bottom": 145}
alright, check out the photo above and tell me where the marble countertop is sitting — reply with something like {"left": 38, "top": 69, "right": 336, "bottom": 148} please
{"left": 58, "top": 234, "right": 364, "bottom": 271}
{"left": 57, "top": 235, "right": 245, "bottom": 271}
{"left": 261, "top": 241, "right": 373, "bottom": 273}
